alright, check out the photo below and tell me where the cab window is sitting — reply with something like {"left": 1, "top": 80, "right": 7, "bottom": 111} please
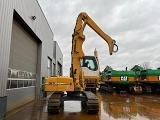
{"left": 81, "top": 57, "right": 98, "bottom": 71}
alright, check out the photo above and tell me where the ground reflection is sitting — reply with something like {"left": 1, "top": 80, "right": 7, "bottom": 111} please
{"left": 98, "top": 92, "right": 160, "bottom": 120}
{"left": 4, "top": 92, "right": 160, "bottom": 120}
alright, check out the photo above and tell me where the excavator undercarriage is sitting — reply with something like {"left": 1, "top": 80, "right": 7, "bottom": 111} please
{"left": 47, "top": 91, "right": 99, "bottom": 114}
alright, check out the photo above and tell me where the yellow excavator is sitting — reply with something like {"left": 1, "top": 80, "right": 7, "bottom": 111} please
{"left": 44, "top": 12, "right": 118, "bottom": 114}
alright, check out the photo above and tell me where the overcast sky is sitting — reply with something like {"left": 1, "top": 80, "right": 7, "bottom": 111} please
{"left": 37, "top": 0, "right": 160, "bottom": 76}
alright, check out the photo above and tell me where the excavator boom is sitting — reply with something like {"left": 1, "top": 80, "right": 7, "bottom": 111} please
{"left": 71, "top": 12, "right": 118, "bottom": 91}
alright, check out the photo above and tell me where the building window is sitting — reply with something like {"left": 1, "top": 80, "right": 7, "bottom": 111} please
{"left": 57, "top": 62, "right": 62, "bottom": 76}
{"left": 10, "top": 80, "right": 18, "bottom": 89}
{"left": 7, "top": 80, "right": 11, "bottom": 89}
{"left": 7, "top": 68, "right": 36, "bottom": 89}
{"left": 53, "top": 63, "right": 55, "bottom": 76}
{"left": 47, "top": 57, "right": 52, "bottom": 76}
{"left": 24, "top": 80, "right": 28, "bottom": 87}
{"left": 18, "top": 80, "right": 23, "bottom": 88}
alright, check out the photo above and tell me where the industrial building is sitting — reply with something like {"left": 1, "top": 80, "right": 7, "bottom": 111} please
{"left": 0, "top": 0, "right": 63, "bottom": 118}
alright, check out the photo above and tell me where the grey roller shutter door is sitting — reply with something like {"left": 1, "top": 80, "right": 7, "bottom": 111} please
{"left": 9, "top": 20, "right": 37, "bottom": 73}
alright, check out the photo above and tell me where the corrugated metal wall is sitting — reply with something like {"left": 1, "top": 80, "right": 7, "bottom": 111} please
{"left": 0, "top": 0, "right": 14, "bottom": 97}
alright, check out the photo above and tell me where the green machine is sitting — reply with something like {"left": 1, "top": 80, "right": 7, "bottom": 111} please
{"left": 99, "top": 66, "right": 135, "bottom": 93}
{"left": 139, "top": 69, "right": 160, "bottom": 93}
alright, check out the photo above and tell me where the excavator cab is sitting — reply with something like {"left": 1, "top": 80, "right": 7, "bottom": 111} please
{"left": 81, "top": 56, "right": 98, "bottom": 71}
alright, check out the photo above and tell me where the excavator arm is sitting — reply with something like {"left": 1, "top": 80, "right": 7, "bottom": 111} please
{"left": 71, "top": 12, "right": 118, "bottom": 91}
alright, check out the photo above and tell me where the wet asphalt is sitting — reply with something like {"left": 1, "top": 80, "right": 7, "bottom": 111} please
{"left": 3, "top": 91, "right": 160, "bottom": 120}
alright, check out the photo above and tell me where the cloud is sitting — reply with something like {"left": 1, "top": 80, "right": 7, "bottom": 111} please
{"left": 38, "top": 0, "right": 160, "bottom": 75}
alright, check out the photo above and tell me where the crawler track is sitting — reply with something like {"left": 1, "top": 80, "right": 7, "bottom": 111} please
{"left": 83, "top": 91, "right": 99, "bottom": 114}
{"left": 47, "top": 93, "right": 62, "bottom": 114}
